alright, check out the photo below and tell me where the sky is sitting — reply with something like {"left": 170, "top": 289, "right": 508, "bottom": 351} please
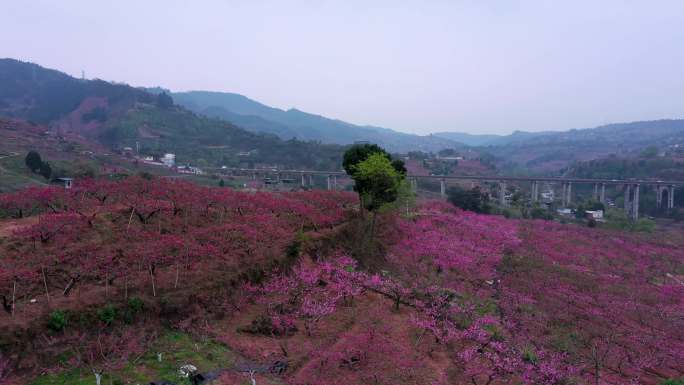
{"left": 2, "top": 1, "right": 684, "bottom": 135}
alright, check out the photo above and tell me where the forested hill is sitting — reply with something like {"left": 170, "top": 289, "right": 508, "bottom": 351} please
{"left": 450, "top": 120, "right": 684, "bottom": 174}
{"left": 0, "top": 58, "right": 345, "bottom": 170}
{"left": 171, "top": 90, "right": 462, "bottom": 153}
{"left": 565, "top": 155, "right": 684, "bottom": 181}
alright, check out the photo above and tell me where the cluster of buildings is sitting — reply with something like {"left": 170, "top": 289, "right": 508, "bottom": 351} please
{"left": 136, "top": 152, "right": 204, "bottom": 175}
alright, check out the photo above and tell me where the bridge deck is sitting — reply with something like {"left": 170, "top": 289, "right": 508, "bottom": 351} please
{"left": 209, "top": 167, "right": 684, "bottom": 186}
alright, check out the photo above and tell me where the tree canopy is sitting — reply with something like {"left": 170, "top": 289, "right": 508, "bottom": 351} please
{"left": 343, "top": 145, "right": 405, "bottom": 212}
{"left": 446, "top": 185, "right": 491, "bottom": 214}
{"left": 155, "top": 92, "right": 174, "bottom": 109}
{"left": 25, "top": 151, "right": 43, "bottom": 172}
{"left": 351, "top": 153, "right": 404, "bottom": 212}
{"left": 343, "top": 144, "right": 405, "bottom": 176}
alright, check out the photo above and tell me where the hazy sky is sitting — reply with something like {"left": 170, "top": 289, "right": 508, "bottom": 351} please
{"left": 2, "top": 1, "right": 684, "bottom": 135}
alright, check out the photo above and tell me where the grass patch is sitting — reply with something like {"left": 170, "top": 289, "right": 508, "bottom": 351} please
{"left": 30, "top": 331, "right": 236, "bottom": 385}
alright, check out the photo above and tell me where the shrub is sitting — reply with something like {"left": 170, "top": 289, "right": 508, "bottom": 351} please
{"left": 660, "top": 379, "right": 684, "bottom": 385}
{"left": 98, "top": 304, "right": 117, "bottom": 325}
{"left": 447, "top": 186, "right": 491, "bottom": 214}
{"left": 530, "top": 206, "right": 552, "bottom": 220}
{"left": 122, "top": 297, "right": 144, "bottom": 324}
{"left": 632, "top": 218, "right": 656, "bottom": 233}
{"left": 48, "top": 310, "right": 68, "bottom": 332}
{"left": 521, "top": 346, "right": 538, "bottom": 364}
{"left": 127, "top": 297, "right": 144, "bottom": 313}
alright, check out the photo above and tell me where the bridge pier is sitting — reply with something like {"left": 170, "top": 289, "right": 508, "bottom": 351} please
{"left": 499, "top": 182, "right": 507, "bottom": 207}
{"left": 632, "top": 184, "right": 640, "bottom": 221}
{"left": 561, "top": 183, "right": 567, "bottom": 206}
{"left": 561, "top": 182, "right": 572, "bottom": 207}
{"left": 657, "top": 185, "right": 663, "bottom": 208}
{"left": 624, "top": 184, "right": 632, "bottom": 215}
{"left": 215, "top": 168, "right": 681, "bottom": 209}
{"left": 658, "top": 185, "right": 676, "bottom": 210}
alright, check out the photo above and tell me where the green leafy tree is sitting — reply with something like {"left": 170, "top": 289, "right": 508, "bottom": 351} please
{"left": 343, "top": 144, "right": 405, "bottom": 176}
{"left": 447, "top": 186, "right": 491, "bottom": 214}
{"left": 38, "top": 161, "right": 52, "bottom": 180}
{"left": 155, "top": 92, "right": 174, "bottom": 109}
{"left": 352, "top": 153, "right": 404, "bottom": 212}
{"left": 25, "top": 151, "right": 43, "bottom": 172}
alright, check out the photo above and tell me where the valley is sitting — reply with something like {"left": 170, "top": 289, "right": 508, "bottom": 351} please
{"left": 0, "top": 51, "right": 683, "bottom": 385}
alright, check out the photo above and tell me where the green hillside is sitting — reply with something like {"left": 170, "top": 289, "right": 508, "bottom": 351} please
{"left": 0, "top": 59, "right": 346, "bottom": 171}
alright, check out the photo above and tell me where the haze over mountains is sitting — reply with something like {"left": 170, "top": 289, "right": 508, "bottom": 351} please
{"left": 2, "top": 57, "right": 684, "bottom": 175}
{"left": 171, "top": 90, "right": 461, "bottom": 152}
{"left": 170, "top": 90, "right": 684, "bottom": 154}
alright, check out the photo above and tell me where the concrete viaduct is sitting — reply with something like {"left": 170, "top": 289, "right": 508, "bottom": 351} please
{"left": 213, "top": 167, "right": 682, "bottom": 220}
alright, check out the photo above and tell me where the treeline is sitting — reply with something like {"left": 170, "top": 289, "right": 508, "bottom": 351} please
{"left": 566, "top": 156, "right": 684, "bottom": 180}
{"left": 0, "top": 59, "right": 153, "bottom": 123}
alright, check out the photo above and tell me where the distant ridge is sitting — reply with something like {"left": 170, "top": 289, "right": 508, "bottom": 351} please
{"left": 172, "top": 90, "right": 463, "bottom": 153}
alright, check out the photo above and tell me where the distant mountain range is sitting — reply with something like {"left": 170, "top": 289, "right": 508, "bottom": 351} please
{"left": 431, "top": 132, "right": 505, "bottom": 146}
{"left": 2, "top": 57, "right": 683, "bottom": 176}
{"left": 171, "top": 91, "right": 462, "bottom": 153}
{"left": 447, "top": 120, "right": 684, "bottom": 174}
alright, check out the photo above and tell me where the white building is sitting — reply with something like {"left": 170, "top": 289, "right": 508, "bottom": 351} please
{"left": 178, "top": 165, "right": 204, "bottom": 175}
{"left": 556, "top": 208, "right": 573, "bottom": 216}
{"left": 161, "top": 153, "right": 176, "bottom": 167}
{"left": 585, "top": 210, "right": 604, "bottom": 220}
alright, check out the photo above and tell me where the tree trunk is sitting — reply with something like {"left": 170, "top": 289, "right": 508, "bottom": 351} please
{"left": 174, "top": 263, "right": 180, "bottom": 289}
{"left": 127, "top": 207, "right": 135, "bottom": 231}
{"left": 42, "top": 267, "right": 50, "bottom": 304}
{"left": 11, "top": 280, "right": 16, "bottom": 318}
{"left": 149, "top": 265, "right": 156, "bottom": 297}
{"left": 369, "top": 211, "right": 377, "bottom": 240}
{"left": 63, "top": 275, "right": 79, "bottom": 297}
